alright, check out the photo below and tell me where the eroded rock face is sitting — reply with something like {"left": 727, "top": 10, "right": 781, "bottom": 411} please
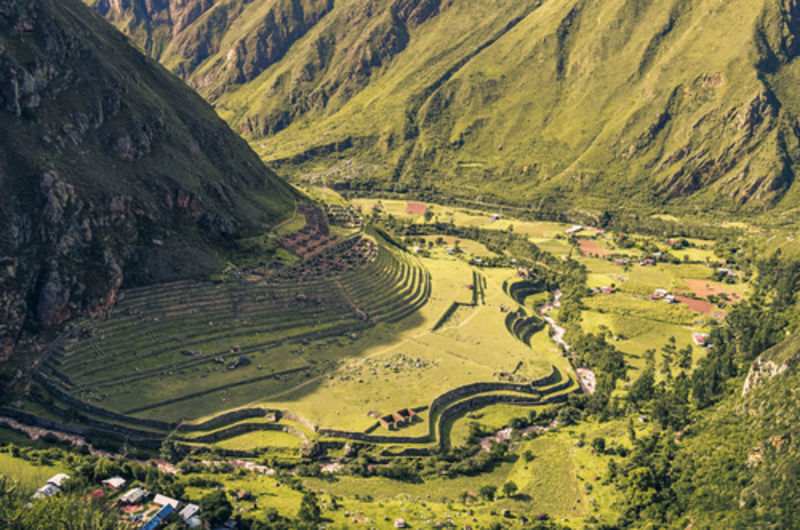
{"left": 0, "top": 0, "right": 296, "bottom": 360}
{"left": 743, "top": 353, "right": 800, "bottom": 395}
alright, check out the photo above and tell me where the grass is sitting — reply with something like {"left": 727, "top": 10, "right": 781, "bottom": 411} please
{"left": 247, "top": 257, "right": 556, "bottom": 432}
{"left": 212, "top": 430, "right": 304, "bottom": 452}
{"left": 0, "top": 452, "right": 68, "bottom": 495}
{"left": 33, "top": 211, "right": 572, "bottom": 447}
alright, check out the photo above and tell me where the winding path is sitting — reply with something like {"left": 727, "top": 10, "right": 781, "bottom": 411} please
{"left": 539, "top": 290, "right": 596, "bottom": 395}
{"left": 540, "top": 289, "right": 569, "bottom": 352}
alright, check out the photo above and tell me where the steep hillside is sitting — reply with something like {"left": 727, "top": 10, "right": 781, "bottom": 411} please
{"left": 668, "top": 330, "right": 800, "bottom": 526}
{"left": 0, "top": 0, "right": 297, "bottom": 359}
{"left": 86, "top": 0, "right": 800, "bottom": 213}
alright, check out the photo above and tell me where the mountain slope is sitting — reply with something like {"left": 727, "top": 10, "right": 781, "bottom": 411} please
{"left": 0, "top": 0, "right": 297, "bottom": 359}
{"left": 87, "top": 0, "right": 800, "bottom": 213}
{"left": 668, "top": 330, "right": 800, "bottom": 526}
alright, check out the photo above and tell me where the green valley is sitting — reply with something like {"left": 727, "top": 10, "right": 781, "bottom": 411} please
{"left": 1, "top": 0, "right": 800, "bottom": 529}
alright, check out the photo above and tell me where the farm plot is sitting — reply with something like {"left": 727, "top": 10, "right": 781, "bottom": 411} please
{"left": 680, "top": 279, "right": 745, "bottom": 302}
{"left": 579, "top": 238, "right": 614, "bottom": 257}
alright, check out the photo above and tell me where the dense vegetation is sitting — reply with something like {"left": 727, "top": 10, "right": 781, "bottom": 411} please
{"left": 607, "top": 251, "right": 800, "bottom": 527}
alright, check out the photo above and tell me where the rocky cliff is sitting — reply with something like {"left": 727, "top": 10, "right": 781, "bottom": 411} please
{"left": 0, "top": 0, "right": 297, "bottom": 360}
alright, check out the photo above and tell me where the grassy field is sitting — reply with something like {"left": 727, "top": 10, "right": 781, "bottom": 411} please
{"left": 30, "top": 199, "right": 576, "bottom": 449}
{"left": 21, "top": 192, "right": 751, "bottom": 464}
{"left": 0, "top": 452, "right": 68, "bottom": 495}
{"left": 249, "top": 258, "right": 557, "bottom": 433}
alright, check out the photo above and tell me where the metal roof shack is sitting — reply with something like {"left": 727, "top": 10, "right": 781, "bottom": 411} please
{"left": 119, "top": 487, "right": 148, "bottom": 505}
{"left": 179, "top": 503, "right": 199, "bottom": 521}
{"left": 101, "top": 476, "right": 126, "bottom": 490}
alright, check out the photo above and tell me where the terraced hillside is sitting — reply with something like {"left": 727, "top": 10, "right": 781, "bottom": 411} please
{"left": 37, "top": 235, "right": 430, "bottom": 421}
{"left": 10, "top": 218, "right": 585, "bottom": 453}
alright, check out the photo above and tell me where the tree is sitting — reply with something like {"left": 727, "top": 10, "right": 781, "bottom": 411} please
{"left": 523, "top": 450, "right": 535, "bottom": 463}
{"left": 159, "top": 438, "right": 184, "bottom": 464}
{"left": 201, "top": 490, "right": 232, "bottom": 527}
{"left": 503, "top": 481, "right": 518, "bottom": 498}
{"left": 297, "top": 491, "right": 322, "bottom": 527}
{"left": 629, "top": 368, "right": 655, "bottom": 408}
{"left": 591, "top": 437, "right": 606, "bottom": 453}
{"left": 479, "top": 485, "right": 497, "bottom": 501}
{"left": 678, "top": 345, "right": 693, "bottom": 371}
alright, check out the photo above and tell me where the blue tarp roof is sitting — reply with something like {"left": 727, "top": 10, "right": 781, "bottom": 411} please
{"left": 141, "top": 504, "right": 174, "bottom": 530}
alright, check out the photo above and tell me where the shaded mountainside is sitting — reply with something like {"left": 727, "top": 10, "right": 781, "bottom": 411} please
{"left": 0, "top": 0, "right": 297, "bottom": 359}
{"left": 87, "top": 0, "right": 800, "bottom": 213}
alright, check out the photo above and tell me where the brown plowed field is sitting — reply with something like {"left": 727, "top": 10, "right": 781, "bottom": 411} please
{"left": 579, "top": 239, "right": 613, "bottom": 257}
{"left": 683, "top": 279, "right": 742, "bottom": 302}
{"left": 405, "top": 201, "right": 427, "bottom": 215}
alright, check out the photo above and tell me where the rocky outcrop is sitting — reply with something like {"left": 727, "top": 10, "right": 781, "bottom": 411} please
{"left": 0, "top": 0, "right": 296, "bottom": 360}
{"left": 743, "top": 352, "right": 800, "bottom": 396}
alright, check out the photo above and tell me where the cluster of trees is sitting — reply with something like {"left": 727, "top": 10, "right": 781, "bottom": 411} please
{"left": 606, "top": 250, "right": 800, "bottom": 525}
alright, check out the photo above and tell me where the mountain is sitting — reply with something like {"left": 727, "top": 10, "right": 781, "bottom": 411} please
{"left": 0, "top": 0, "right": 297, "bottom": 359}
{"left": 85, "top": 0, "right": 800, "bottom": 213}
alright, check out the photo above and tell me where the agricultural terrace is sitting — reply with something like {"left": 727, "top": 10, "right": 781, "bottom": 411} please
{"left": 41, "top": 232, "right": 427, "bottom": 417}
{"left": 22, "top": 193, "right": 747, "bottom": 455}
{"left": 25, "top": 198, "right": 580, "bottom": 453}
{"left": 355, "top": 196, "right": 749, "bottom": 389}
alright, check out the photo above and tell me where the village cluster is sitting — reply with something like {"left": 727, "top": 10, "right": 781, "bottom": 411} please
{"left": 33, "top": 473, "right": 204, "bottom": 529}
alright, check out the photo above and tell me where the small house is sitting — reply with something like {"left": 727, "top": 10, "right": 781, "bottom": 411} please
{"left": 650, "top": 288, "right": 669, "bottom": 300}
{"left": 613, "top": 258, "right": 628, "bottom": 266}
{"left": 47, "top": 473, "right": 70, "bottom": 487}
{"left": 394, "top": 518, "right": 407, "bottom": 528}
{"left": 237, "top": 490, "right": 252, "bottom": 501}
{"left": 566, "top": 225, "right": 583, "bottom": 234}
{"left": 120, "top": 487, "right": 148, "bottom": 505}
{"left": 640, "top": 258, "right": 655, "bottom": 266}
{"left": 379, "top": 415, "right": 395, "bottom": 429}
{"left": 445, "top": 247, "right": 454, "bottom": 255}
{"left": 693, "top": 332, "right": 709, "bottom": 347}
{"left": 179, "top": 503, "right": 199, "bottom": 522}
{"left": 600, "top": 286, "right": 614, "bottom": 294}
{"left": 101, "top": 476, "right": 126, "bottom": 490}
{"left": 142, "top": 503, "right": 174, "bottom": 530}
{"left": 33, "top": 483, "right": 60, "bottom": 499}
{"left": 664, "top": 294, "right": 676, "bottom": 304}
{"left": 153, "top": 493, "right": 179, "bottom": 508}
